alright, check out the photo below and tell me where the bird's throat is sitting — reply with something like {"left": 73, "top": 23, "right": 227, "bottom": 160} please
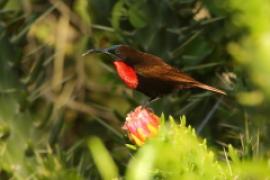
{"left": 113, "top": 60, "right": 138, "bottom": 89}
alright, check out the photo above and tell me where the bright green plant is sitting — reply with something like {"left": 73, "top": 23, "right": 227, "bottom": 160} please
{"left": 0, "top": 0, "right": 270, "bottom": 179}
{"left": 89, "top": 115, "right": 269, "bottom": 179}
{"left": 126, "top": 115, "right": 227, "bottom": 180}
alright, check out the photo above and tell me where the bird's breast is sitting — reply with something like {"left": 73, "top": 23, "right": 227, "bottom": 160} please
{"left": 113, "top": 60, "right": 139, "bottom": 89}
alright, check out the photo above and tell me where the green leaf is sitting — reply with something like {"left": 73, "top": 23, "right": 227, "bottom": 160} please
{"left": 111, "top": 0, "right": 125, "bottom": 29}
{"left": 228, "top": 144, "right": 240, "bottom": 163}
{"left": 88, "top": 137, "right": 119, "bottom": 180}
{"left": 74, "top": 0, "right": 91, "bottom": 25}
{"left": 128, "top": 5, "right": 147, "bottom": 28}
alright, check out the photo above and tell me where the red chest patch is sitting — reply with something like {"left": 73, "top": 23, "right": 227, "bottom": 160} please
{"left": 113, "top": 60, "right": 138, "bottom": 89}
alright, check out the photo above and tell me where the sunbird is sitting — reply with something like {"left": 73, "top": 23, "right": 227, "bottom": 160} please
{"left": 83, "top": 45, "right": 226, "bottom": 99}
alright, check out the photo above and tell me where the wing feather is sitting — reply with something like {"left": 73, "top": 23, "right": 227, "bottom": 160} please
{"left": 136, "top": 64, "right": 196, "bottom": 83}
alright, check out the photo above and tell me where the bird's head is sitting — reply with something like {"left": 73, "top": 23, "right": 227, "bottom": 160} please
{"left": 83, "top": 45, "right": 140, "bottom": 89}
{"left": 82, "top": 44, "right": 140, "bottom": 62}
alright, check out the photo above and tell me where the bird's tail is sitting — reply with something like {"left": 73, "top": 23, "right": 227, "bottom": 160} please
{"left": 195, "top": 82, "right": 226, "bottom": 95}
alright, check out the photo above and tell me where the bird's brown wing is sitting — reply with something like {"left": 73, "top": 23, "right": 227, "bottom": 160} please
{"left": 137, "top": 52, "right": 197, "bottom": 83}
{"left": 136, "top": 64, "right": 197, "bottom": 83}
{"left": 136, "top": 64, "right": 226, "bottom": 95}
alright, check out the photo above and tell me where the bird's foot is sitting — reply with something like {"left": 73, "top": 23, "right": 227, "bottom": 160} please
{"left": 141, "top": 97, "right": 160, "bottom": 108}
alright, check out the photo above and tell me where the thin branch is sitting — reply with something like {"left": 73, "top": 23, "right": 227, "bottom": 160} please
{"left": 197, "top": 97, "right": 223, "bottom": 133}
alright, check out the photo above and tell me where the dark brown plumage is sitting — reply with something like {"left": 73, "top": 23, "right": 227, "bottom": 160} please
{"left": 84, "top": 45, "right": 226, "bottom": 99}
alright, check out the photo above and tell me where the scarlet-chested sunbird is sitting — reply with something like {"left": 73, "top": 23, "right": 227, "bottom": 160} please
{"left": 83, "top": 45, "right": 226, "bottom": 99}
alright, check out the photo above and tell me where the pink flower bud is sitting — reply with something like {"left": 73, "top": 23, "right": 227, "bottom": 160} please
{"left": 122, "top": 106, "right": 160, "bottom": 146}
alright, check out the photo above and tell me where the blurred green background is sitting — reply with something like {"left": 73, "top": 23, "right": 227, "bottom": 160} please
{"left": 0, "top": 0, "right": 269, "bottom": 179}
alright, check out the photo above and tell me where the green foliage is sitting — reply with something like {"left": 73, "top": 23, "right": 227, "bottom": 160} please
{"left": 0, "top": 0, "right": 269, "bottom": 179}
{"left": 126, "top": 116, "right": 227, "bottom": 180}
{"left": 89, "top": 116, "right": 270, "bottom": 179}
{"left": 88, "top": 137, "right": 119, "bottom": 180}
{"left": 228, "top": 0, "right": 270, "bottom": 99}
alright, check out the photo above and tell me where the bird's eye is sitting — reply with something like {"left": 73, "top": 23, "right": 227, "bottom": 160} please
{"left": 108, "top": 49, "right": 122, "bottom": 58}
{"left": 106, "top": 45, "right": 121, "bottom": 55}
{"left": 106, "top": 45, "right": 125, "bottom": 59}
{"left": 114, "top": 49, "right": 121, "bottom": 55}
{"left": 108, "top": 48, "right": 120, "bottom": 55}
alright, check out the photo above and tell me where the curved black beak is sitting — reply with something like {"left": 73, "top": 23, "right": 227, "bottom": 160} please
{"left": 82, "top": 45, "right": 121, "bottom": 59}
